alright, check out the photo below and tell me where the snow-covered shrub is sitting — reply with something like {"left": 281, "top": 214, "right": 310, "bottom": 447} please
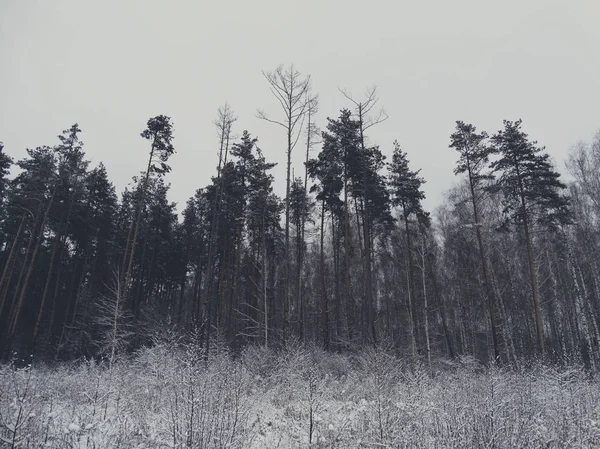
{"left": 1, "top": 344, "right": 600, "bottom": 448}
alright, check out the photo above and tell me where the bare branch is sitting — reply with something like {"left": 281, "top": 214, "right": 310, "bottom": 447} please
{"left": 291, "top": 111, "right": 307, "bottom": 152}
{"left": 363, "top": 108, "right": 389, "bottom": 132}
{"left": 340, "top": 84, "right": 388, "bottom": 133}
{"left": 213, "top": 102, "right": 237, "bottom": 141}
{"left": 337, "top": 86, "right": 351, "bottom": 99}
{"left": 256, "top": 110, "right": 287, "bottom": 128}
{"left": 268, "top": 85, "right": 290, "bottom": 113}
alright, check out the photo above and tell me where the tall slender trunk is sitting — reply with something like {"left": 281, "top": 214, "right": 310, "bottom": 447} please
{"left": 284, "top": 112, "right": 292, "bottom": 342}
{"left": 123, "top": 134, "right": 158, "bottom": 298}
{"left": 566, "top": 235, "right": 593, "bottom": 364}
{"left": 70, "top": 240, "right": 93, "bottom": 326}
{"left": 192, "top": 266, "right": 201, "bottom": 321}
{"left": 296, "top": 217, "right": 304, "bottom": 341}
{"left": 132, "top": 230, "right": 149, "bottom": 318}
{"left": 491, "top": 268, "right": 517, "bottom": 365}
{"left": 6, "top": 188, "right": 56, "bottom": 355}
{"left": 262, "top": 215, "right": 269, "bottom": 348}
{"left": 202, "top": 123, "right": 230, "bottom": 356}
{"left": 420, "top": 232, "right": 431, "bottom": 372}
{"left": 33, "top": 191, "right": 77, "bottom": 348}
{"left": 363, "top": 212, "right": 375, "bottom": 344}
{"left": 428, "top": 253, "right": 455, "bottom": 359}
{"left": 298, "top": 101, "right": 313, "bottom": 343}
{"left": 55, "top": 243, "right": 84, "bottom": 360}
{"left": 120, "top": 216, "right": 135, "bottom": 289}
{"left": 511, "top": 158, "right": 544, "bottom": 354}
{"left": 47, "top": 226, "right": 73, "bottom": 350}
{"left": 403, "top": 211, "right": 418, "bottom": 359}
{"left": 523, "top": 218, "right": 544, "bottom": 353}
{"left": 0, "top": 213, "right": 26, "bottom": 316}
{"left": 319, "top": 200, "right": 329, "bottom": 349}
{"left": 358, "top": 107, "right": 375, "bottom": 345}
{"left": 355, "top": 197, "right": 364, "bottom": 258}
{"left": 32, "top": 232, "right": 61, "bottom": 348}
{"left": 229, "top": 222, "right": 243, "bottom": 346}
{"left": 4, "top": 209, "right": 40, "bottom": 328}
{"left": 109, "top": 276, "right": 123, "bottom": 369}
{"left": 332, "top": 214, "right": 342, "bottom": 344}
{"left": 465, "top": 156, "right": 501, "bottom": 363}
{"left": 177, "top": 275, "right": 186, "bottom": 324}
{"left": 517, "top": 191, "right": 544, "bottom": 353}
{"left": 343, "top": 159, "right": 351, "bottom": 343}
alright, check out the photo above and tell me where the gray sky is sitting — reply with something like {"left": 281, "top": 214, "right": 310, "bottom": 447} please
{"left": 1, "top": 0, "right": 599, "bottom": 213}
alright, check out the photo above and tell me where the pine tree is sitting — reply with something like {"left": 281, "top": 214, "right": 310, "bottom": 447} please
{"left": 37, "top": 124, "right": 89, "bottom": 354}
{"left": 389, "top": 141, "right": 426, "bottom": 358}
{"left": 245, "top": 144, "right": 281, "bottom": 347}
{"left": 225, "top": 131, "right": 258, "bottom": 347}
{"left": 320, "top": 109, "right": 360, "bottom": 345}
{"left": 489, "top": 119, "right": 570, "bottom": 354}
{"left": 0, "top": 142, "right": 61, "bottom": 358}
{"left": 122, "top": 115, "right": 175, "bottom": 305}
{"left": 340, "top": 87, "right": 390, "bottom": 344}
{"left": 449, "top": 121, "right": 502, "bottom": 363}
{"left": 81, "top": 163, "right": 118, "bottom": 302}
{"left": 307, "top": 116, "right": 345, "bottom": 349}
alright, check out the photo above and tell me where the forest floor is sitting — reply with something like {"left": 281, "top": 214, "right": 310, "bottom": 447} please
{"left": 1, "top": 343, "right": 599, "bottom": 448}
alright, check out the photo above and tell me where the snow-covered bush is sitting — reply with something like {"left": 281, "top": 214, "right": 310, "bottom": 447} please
{"left": 1, "top": 345, "right": 599, "bottom": 448}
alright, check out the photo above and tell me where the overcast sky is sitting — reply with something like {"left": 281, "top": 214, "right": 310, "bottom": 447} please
{"left": 1, "top": 0, "right": 599, "bottom": 213}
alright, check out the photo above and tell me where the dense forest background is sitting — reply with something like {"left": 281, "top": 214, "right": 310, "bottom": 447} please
{"left": 0, "top": 65, "right": 598, "bottom": 368}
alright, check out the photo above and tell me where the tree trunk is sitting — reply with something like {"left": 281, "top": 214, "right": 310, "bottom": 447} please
{"left": 466, "top": 157, "right": 502, "bottom": 363}
{"left": 428, "top": 253, "right": 455, "bottom": 359}
{"left": 403, "top": 212, "right": 418, "bottom": 359}
{"left": 202, "top": 120, "right": 231, "bottom": 356}
{"left": 515, "top": 162, "right": 544, "bottom": 354}
{"left": 0, "top": 213, "right": 26, "bottom": 317}
{"left": 523, "top": 211, "right": 544, "bottom": 353}
{"left": 6, "top": 188, "right": 55, "bottom": 355}
{"left": 420, "top": 232, "right": 431, "bottom": 372}
{"left": 319, "top": 200, "right": 329, "bottom": 349}
{"left": 123, "top": 133, "right": 158, "bottom": 297}
{"left": 284, "top": 117, "right": 292, "bottom": 342}
{"left": 358, "top": 115, "right": 375, "bottom": 344}
{"left": 229, "top": 222, "right": 243, "bottom": 346}
{"left": 262, "top": 215, "right": 269, "bottom": 348}
{"left": 32, "top": 231, "right": 61, "bottom": 348}
{"left": 177, "top": 274, "right": 186, "bottom": 324}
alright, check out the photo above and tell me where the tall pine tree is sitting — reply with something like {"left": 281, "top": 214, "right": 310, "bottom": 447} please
{"left": 388, "top": 141, "right": 426, "bottom": 358}
{"left": 489, "top": 119, "right": 570, "bottom": 354}
{"left": 449, "top": 121, "right": 502, "bottom": 363}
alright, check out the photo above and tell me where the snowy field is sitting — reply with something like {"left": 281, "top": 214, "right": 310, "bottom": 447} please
{"left": 1, "top": 344, "right": 600, "bottom": 448}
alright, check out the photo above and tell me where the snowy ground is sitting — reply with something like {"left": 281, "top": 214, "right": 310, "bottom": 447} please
{"left": 1, "top": 344, "right": 599, "bottom": 448}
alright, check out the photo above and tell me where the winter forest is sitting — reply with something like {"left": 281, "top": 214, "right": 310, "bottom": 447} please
{"left": 1, "top": 65, "right": 597, "bottom": 365}
{"left": 1, "top": 63, "right": 600, "bottom": 447}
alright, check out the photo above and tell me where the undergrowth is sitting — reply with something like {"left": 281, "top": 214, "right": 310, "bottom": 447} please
{"left": 1, "top": 343, "right": 599, "bottom": 448}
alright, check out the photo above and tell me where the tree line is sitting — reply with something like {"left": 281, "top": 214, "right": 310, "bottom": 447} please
{"left": 0, "top": 64, "right": 597, "bottom": 368}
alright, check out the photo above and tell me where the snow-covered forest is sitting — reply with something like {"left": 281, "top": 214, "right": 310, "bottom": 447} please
{"left": 2, "top": 62, "right": 600, "bottom": 447}
{"left": 0, "top": 70, "right": 598, "bottom": 366}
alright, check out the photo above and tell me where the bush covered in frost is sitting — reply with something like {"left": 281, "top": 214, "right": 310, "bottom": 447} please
{"left": 1, "top": 343, "right": 600, "bottom": 448}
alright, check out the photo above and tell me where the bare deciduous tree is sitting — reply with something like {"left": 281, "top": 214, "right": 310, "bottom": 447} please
{"left": 257, "top": 64, "right": 311, "bottom": 339}
{"left": 95, "top": 269, "right": 133, "bottom": 368}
